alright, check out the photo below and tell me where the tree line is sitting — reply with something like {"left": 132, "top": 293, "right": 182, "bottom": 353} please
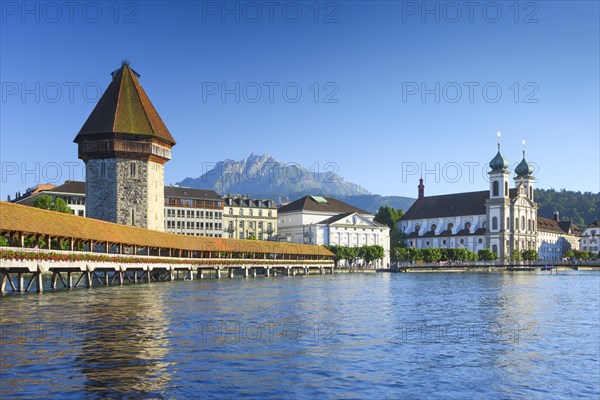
{"left": 324, "top": 245, "right": 385, "bottom": 268}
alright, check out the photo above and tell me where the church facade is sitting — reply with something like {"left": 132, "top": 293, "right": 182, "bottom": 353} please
{"left": 398, "top": 143, "right": 579, "bottom": 262}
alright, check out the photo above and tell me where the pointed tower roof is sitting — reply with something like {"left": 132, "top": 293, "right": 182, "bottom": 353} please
{"left": 74, "top": 62, "right": 175, "bottom": 145}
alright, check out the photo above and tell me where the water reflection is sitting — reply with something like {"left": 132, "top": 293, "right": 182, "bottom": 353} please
{"left": 1, "top": 272, "right": 598, "bottom": 399}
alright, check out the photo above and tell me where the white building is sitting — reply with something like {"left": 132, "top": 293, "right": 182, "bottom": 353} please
{"left": 278, "top": 196, "right": 390, "bottom": 267}
{"left": 164, "top": 186, "right": 223, "bottom": 237}
{"left": 399, "top": 142, "right": 580, "bottom": 262}
{"left": 580, "top": 220, "right": 599, "bottom": 253}
{"left": 14, "top": 181, "right": 86, "bottom": 217}
{"left": 222, "top": 195, "right": 277, "bottom": 240}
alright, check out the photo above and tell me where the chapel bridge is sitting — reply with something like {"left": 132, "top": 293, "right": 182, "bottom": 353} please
{"left": 0, "top": 202, "right": 335, "bottom": 294}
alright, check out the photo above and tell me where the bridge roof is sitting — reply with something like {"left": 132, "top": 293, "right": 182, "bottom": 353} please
{"left": 0, "top": 202, "right": 332, "bottom": 257}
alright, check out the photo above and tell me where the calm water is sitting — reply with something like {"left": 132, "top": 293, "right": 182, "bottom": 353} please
{"left": 1, "top": 272, "right": 599, "bottom": 399}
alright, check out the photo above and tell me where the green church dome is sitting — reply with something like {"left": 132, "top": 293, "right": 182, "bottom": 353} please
{"left": 489, "top": 147, "right": 509, "bottom": 172}
{"left": 515, "top": 151, "right": 534, "bottom": 177}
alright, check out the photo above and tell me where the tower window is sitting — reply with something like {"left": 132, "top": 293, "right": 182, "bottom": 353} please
{"left": 529, "top": 186, "right": 533, "bottom": 199}
{"left": 505, "top": 181, "right": 508, "bottom": 196}
{"left": 493, "top": 181, "right": 499, "bottom": 197}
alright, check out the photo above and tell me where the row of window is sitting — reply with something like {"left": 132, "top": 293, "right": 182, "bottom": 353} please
{"left": 228, "top": 232, "right": 270, "bottom": 240}
{"left": 230, "top": 221, "right": 273, "bottom": 230}
{"left": 165, "top": 209, "right": 223, "bottom": 219}
{"left": 165, "top": 221, "right": 223, "bottom": 230}
{"left": 229, "top": 208, "right": 273, "bottom": 217}
{"left": 491, "top": 216, "right": 535, "bottom": 232}
{"left": 165, "top": 198, "right": 223, "bottom": 209}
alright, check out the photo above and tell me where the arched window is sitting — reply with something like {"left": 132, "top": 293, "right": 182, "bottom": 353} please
{"left": 415, "top": 225, "right": 421, "bottom": 234}
{"left": 431, "top": 224, "right": 437, "bottom": 233}
{"left": 505, "top": 181, "right": 508, "bottom": 196}
{"left": 464, "top": 222, "right": 471, "bottom": 231}
{"left": 492, "top": 217, "right": 498, "bottom": 230}
{"left": 529, "top": 186, "right": 533, "bottom": 199}
{"left": 515, "top": 218, "right": 519, "bottom": 230}
{"left": 229, "top": 208, "right": 233, "bottom": 215}
{"left": 506, "top": 217, "right": 510, "bottom": 230}
{"left": 521, "top": 216, "right": 525, "bottom": 231}
{"left": 492, "top": 244, "right": 498, "bottom": 255}
{"left": 493, "top": 181, "right": 499, "bottom": 197}
{"left": 447, "top": 223, "right": 454, "bottom": 231}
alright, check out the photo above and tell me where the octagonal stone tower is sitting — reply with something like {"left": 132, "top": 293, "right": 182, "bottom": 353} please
{"left": 74, "top": 62, "right": 175, "bottom": 231}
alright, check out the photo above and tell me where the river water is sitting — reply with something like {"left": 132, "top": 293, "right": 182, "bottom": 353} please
{"left": 1, "top": 271, "right": 599, "bottom": 399}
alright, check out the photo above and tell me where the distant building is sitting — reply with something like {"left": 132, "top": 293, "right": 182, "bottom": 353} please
{"left": 398, "top": 142, "right": 580, "bottom": 262}
{"left": 580, "top": 220, "right": 600, "bottom": 253}
{"left": 164, "top": 186, "right": 223, "bottom": 237}
{"left": 74, "top": 62, "right": 175, "bottom": 231}
{"left": 222, "top": 195, "right": 277, "bottom": 240}
{"left": 277, "top": 195, "right": 390, "bottom": 267}
{"left": 13, "top": 181, "right": 86, "bottom": 216}
{"left": 537, "top": 213, "right": 581, "bottom": 261}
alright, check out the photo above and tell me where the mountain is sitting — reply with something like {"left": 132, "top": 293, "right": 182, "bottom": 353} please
{"left": 178, "top": 153, "right": 372, "bottom": 197}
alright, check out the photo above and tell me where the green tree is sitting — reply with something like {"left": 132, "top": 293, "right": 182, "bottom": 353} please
{"left": 374, "top": 206, "right": 398, "bottom": 230}
{"left": 0, "top": 236, "right": 9, "bottom": 246}
{"left": 511, "top": 249, "right": 522, "bottom": 262}
{"left": 478, "top": 248, "right": 498, "bottom": 261}
{"left": 421, "top": 248, "right": 442, "bottom": 263}
{"left": 32, "top": 195, "right": 74, "bottom": 214}
{"left": 521, "top": 249, "right": 539, "bottom": 262}
{"left": 563, "top": 250, "right": 574, "bottom": 259}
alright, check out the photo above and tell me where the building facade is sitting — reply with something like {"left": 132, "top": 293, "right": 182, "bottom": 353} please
{"left": 580, "top": 220, "right": 599, "bottom": 253}
{"left": 13, "top": 181, "right": 86, "bottom": 217}
{"left": 222, "top": 195, "right": 277, "bottom": 240}
{"left": 74, "top": 62, "right": 175, "bottom": 231}
{"left": 399, "top": 143, "right": 580, "bottom": 262}
{"left": 278, "top": 196, "right": 390, "bottom": 267}
{"left": 164, "top": 187, "right": 224, "bottom": 237}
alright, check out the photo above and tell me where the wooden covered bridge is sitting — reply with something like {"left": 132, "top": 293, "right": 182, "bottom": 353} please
{"left": 0, "top": 202, "right": 335, "bottom": 293}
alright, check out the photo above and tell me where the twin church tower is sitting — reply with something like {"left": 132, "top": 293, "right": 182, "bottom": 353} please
{"left": 74, "top": 62, "right": 175, "bottom": 231}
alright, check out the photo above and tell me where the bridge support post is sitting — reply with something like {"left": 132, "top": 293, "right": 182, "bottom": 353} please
{"left": 51, "top": 272, "right": 58, "bottom": 289}
{"left": 67, "top": 272, "right": 72, "bottom": 288}
{"left": 104, "top": 271, "right": 109, "bottom": 286}
{"left": 170, "top": 270, "right": 175, "bottom": 281}
{"left": 36, "top": 272, "right": 43, "bottom": 293}
{"left": 86, "top": 271, "right": 92, "bottom": 289}
{"left": 1, "top": 273, "right": 7, "bottom": 293}
{"left": 119, "top": 271, "right": 124, "bottom": 285}
{"left": 198, "top": 270, "right": 204, "bottom": 279}
{"left": 244, "top": 268, "right": 249, "bottom": 278}
{"left": 188, "top": 269, "right": 194, "bottom": 280}
{"left": 320, "top": 267, "right": 324, "bottom": 275}
{"left": 304, "top": 267, "right": 308, "bottom": 275}
{"left": 285, "top": 267, "right": 291, "bottom": 277}
{"left": 330, "top": 267, "right": 334, "bottom": 275}
{"left": 252, "top": 268, "right": 257, "bottom": 278}
{"left": 18, "top": 273, "right": 24, "bottom": 292}
{"left": 229, "top": 268, "right": 234, "bottom": 278}
{"left": 265, "top": 268, "right": 270, "bottom": 277}
{"left": 216, "top": 269, "right": 222, "bottom": 279}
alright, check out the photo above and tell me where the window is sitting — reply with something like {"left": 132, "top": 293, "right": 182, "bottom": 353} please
{"left": 465, "top": 222, "right": 471, "bottom": 231}
{"left": 492, "top": 244, "right": 498, "bottom": 255}
{"left": 529, "top": 186, "right": 533, "bottom": 199}
{"left": 506, "top": 217, "right": 510, "bottom": 230}
{"left": 258, "top": 210, "right": 262, "bottom": 217}
{"left": 478, "top": 238, "right": 483, "bottom": 244}
{"left": 415, "top": 225, "right": 421, "bottom": 234}
{"left": 521, "top": 216, "right": 525, "bottom": 231}
{"left": 431, "top": 224, "right": 437, "bottom": 233}
{"left": 460, "top": 239, "right": 465, "bottom": 245}
{"left": 505, "top": 181, "right": 508, "bottom": 196}
{"left": 492, "top": 217, "right": 498, "bottom": 230}
{"left": 249, "top": 209, "right": 253, "bottom": 216}
{"left": 268, "top": 211, "right": 272, "bottom": 217}
{"left": 493, "top": 181, "right": 499, "bottom": 197}
{"left": 515, "top": 218, "right": 519, "bottom": 230}
{"left": 130, "top": 162, "right": 137, "bottom": 178}
{"left": 447, "top": 223, "right": 454, "bottom": 231}
{"left": 239, "top": 209, "right": 243, "bottom": 216}
{"left": 100, "top": 162, "right": 106, "bottom": 178}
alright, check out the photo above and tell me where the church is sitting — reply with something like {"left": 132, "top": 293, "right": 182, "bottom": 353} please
{"left": 398, "top": 139, "right": 580, "bottom": 262}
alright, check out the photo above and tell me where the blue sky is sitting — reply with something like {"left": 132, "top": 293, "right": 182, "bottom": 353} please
{"left": 1, "top": 1, "right": 598, "bottom": 199}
